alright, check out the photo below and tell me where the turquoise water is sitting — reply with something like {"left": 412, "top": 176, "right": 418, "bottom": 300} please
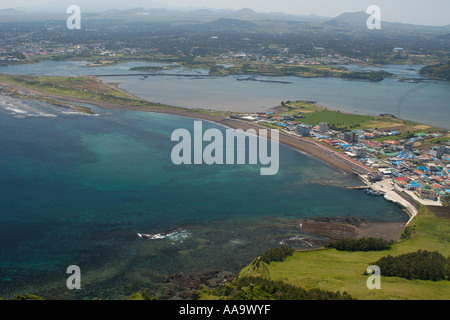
{"left": 0, "top": 97, "right": 407, "bottom": 299}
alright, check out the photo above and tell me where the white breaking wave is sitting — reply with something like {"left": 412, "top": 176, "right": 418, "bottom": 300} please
{"left": 137, "top": 228, "right": 190, "bottom": 241}
{"left": 279, "top": 236, "right": 314, "bottom": 247}
{"left": 4, "top": 105, "right": 28, "bottom": 114}
{"left": 0, "top": 95, "right": 93, "bottom": 119}
{"left": 0, "top": 96, "right": 58, "bottom": 118}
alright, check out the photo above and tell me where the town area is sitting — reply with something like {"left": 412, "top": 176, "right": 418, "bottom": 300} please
{"left": 230, "top": 101, "right": 450, "bottom": 211}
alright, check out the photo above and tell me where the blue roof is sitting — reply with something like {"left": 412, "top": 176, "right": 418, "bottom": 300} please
{"left": 409, "top": 181, "right": 422, "bottom": 187}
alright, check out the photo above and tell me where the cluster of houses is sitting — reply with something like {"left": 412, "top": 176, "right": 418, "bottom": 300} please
{"left": 380, "top": 147, "right": 449, "bottom": 202}
{"left": 221, "top": 50, "right": 361, "bottom": 65}
{"left": 0, "top": 37, "right": 152, "bottom": 62}
{"left": 231, "top": 112, "right": 450, "bottom": 203}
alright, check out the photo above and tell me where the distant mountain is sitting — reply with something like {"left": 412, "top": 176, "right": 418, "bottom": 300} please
{"left": 79, "top": 7, "right": 329, "bottom": 24}
{"left": 1, "top": 4, "right": 449, "bottom": 33}
{"left": 323, "top": 11, "right": 450, "bottom": 33}
{"left": 323, "top": 11, "right": 370, "bottom": 27}
{"left": 235, "top": 8, "right": 258, "bottom": 16}
{"left": 2, "top": 1, "right": 328, "bottom": 23}
{"left": 19, "top": 0, "right": 173, "bottom": 13}
{"left": 0, "top": 8, "right": 24, "bottom": 15}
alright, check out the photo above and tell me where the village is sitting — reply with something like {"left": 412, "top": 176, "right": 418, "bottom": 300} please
{"left": 229, "top": 108, "right": 450, "bottom": 208}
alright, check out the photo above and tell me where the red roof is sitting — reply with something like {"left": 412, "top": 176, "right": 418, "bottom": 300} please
{"left": 365, "top": 141, "right": 382, "bottom": 147}
{"left": 394, "top": 177, "right": 409, "bottom": 181}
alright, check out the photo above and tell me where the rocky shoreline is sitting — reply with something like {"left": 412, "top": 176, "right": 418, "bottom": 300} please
{"left": 157, "top": 270, "right": 236, "bottom": 300}
{"left": 154, "top": 215, "right": 406, "bottom": 300}
{"left": 299, "top": 216, "right": 406, "bottom": 242}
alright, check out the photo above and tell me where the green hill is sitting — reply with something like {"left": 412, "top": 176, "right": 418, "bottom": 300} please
{"left": 200, "top": 206, "right": 450, "bottom": 300}
{"left": 419, "top": 62, "right": 450, "bottom": 81}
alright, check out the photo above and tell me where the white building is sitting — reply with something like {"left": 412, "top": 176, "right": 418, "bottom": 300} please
{"left": 319, "top": 122, "right": 328, "bottom": 133}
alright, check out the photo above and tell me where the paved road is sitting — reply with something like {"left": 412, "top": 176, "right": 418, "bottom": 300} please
{"left": 370, "top": 179, "right": 418, "bottom": 225}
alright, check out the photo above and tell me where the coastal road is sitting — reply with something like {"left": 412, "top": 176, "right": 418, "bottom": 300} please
{"left": 298, "top": 137, "right": 375, "bottom": 174}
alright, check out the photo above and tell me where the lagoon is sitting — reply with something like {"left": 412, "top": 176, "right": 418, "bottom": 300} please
{"left": 0, "top": 61, "right": 448, "bottom": 129}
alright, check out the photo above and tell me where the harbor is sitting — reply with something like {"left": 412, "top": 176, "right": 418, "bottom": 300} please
{"left": 357, "top": 174, "right": 419, "bottom": 226}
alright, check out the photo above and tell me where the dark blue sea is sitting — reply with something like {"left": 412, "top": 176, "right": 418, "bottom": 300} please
{"left": 0, "top": 95, "right": 407, "bottom": 299}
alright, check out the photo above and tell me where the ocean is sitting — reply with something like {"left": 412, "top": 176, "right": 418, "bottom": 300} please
{"left": 0, "top": 93, "right": 408, "bottom": 299}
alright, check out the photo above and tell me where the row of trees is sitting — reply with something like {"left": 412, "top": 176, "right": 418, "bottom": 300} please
{"left": 325, "top": 237, "right": 394, "bottom": 251}
{"left": 260, "top": 245, "right": 295, "bottom": 263}
{"left": 372, "top": 250, "right": 450, "bottom": 281}
{"left": 340, "top": 70, "right": 393, "bottom": 82}
{"left": 214, "top": 276, "right": 355, "bottom": 300}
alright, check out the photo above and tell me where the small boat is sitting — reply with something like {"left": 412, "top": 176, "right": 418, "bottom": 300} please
{"left": 364, "top": 189, "right": 382, "bottom": 196}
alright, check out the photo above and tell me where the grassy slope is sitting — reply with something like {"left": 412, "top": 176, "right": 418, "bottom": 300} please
{"left": 233, "top": 206, "right": 450, "bottom": 300}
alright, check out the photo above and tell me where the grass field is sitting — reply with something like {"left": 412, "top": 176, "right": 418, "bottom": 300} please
{"left": 231, "top": 206, "right": 450, "bottom": 300}
{"left": 0, "top": 74, "right": 133, "bottom": 100}
{"left": 286, "top": 100, "right": 377, "bottom": 129}
{"left": 282, "top": 100, "right": 444, "bottom": 135}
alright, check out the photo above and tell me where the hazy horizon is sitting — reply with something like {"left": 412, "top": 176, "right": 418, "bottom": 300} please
{"left": 1, "top": 0, "right": 449, "bottom": 27}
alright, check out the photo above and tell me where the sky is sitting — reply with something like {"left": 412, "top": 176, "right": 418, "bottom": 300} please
{"left": 3, "top": 0, "right": 450, "bottom": 26}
